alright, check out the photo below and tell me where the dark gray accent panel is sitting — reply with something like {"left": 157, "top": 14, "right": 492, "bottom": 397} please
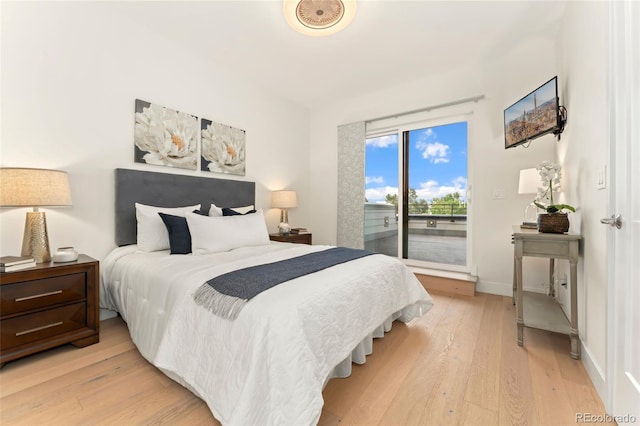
{"left": 115, "top": 168, "right": 255, "bottom": 246}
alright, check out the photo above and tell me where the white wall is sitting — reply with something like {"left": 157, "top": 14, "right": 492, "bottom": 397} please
{"left": 0, "top": 2, "right": 310, "bottom": 262}
{"left": 308, "top": 38, "right": 559, "bottom": 293}
{"left": 557, "top": 0, "right": 609, "bottom": 399}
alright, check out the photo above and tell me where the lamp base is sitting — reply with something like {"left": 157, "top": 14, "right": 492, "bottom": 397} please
{"left": 278, "top": 209, "right": 291, "bottom": 234}
{"left": 279, "top": 209, "right": 289, "bottom": 224}
{"left": 523, "top": 202, "right": 539, "bottom": 226}
{"left": 21, "top": 211, "right": 51, "bottom": 263}
{"left": 278, "top": 222, "right": 291, "bottom": 234}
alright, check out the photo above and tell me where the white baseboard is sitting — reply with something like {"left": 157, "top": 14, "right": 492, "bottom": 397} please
{"left": 476, "top": 280, "right": 511, "bottom": 296}
{"left": 407, "top": 266, "right": 477, "bottom": 283}
{"left": 476, "top": 280, "right": 548, "bottom": 296}
{"left": 580, "top": 339, "right": 608, "bottom": 409}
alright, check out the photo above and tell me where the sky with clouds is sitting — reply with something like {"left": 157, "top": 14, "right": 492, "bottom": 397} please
{"left": 365, "top": 121, "right": 467, "bottom": 204}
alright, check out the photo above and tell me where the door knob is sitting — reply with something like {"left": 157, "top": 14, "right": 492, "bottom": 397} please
{"left": 600, "top": 214, "right": 623, "bottom": 229}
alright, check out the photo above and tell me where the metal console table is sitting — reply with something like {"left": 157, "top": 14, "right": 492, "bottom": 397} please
{"left": 512, "top": 226, "right": 581, "bottom": 359}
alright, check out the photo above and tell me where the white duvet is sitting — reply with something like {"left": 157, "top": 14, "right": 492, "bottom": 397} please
{"left": 101, "top": 242, "right": 433, "bottom": 425}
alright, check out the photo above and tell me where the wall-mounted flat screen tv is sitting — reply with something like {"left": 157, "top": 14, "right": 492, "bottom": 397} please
{"left": 504, "top": 76, "right": 560, "bottom": 149}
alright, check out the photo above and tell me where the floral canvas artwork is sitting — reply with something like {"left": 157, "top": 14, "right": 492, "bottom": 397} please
{"left": 134, "top": 99, "right": 198, "bottom": 170}
{"left": 200, "top": 118, "right": 246, "bottom": 176}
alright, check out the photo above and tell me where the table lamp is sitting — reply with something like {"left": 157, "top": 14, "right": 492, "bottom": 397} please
{"left": 0, "top": 168, "right": 72, "bottom": 262}
{"left": 271, "top": 190, "right": 297, "bottom": 234}
{"left": 518, "top": 168, "right": 539, "bottom": 229}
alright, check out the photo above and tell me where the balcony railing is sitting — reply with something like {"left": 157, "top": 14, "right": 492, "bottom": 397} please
{"left": 407, "top": 202, "right": 467, "bottom": 216}
{"left": 364, "top": 202, "right": 467, "bottom": 265}
{"left": 364, "top": 203, "right": 467, "bottom": 238}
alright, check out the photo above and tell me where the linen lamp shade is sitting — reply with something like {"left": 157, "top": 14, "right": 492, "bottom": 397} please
{"left": 1, "top": 168, "right": 72, "bottom": 206}
{"left": 518, "top": 168, "right": 539, "bottom": 195}
{"left": 271, "top": 190, "right": 297, "bottom": 209}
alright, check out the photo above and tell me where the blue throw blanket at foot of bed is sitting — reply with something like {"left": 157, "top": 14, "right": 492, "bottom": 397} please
{"left": 193, "top": 247, "right": 373, "bottom": 320}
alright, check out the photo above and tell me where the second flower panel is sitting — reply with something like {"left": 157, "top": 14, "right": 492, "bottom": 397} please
{"left": 200, "top": 118, "right": 246, "bottom": 176}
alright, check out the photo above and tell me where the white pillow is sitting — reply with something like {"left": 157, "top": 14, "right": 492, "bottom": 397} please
{"left": 135, "top": 203, "right": 201, "bottom": 252}
{"left": 209, "top": 203, "right": 255, "bottom": 217}
{"left": 186, "top": 209, "right": 269, "bottom": 254}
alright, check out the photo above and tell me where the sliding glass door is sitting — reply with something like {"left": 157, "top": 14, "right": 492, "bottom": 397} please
{"left": 404, "top": 121, "right": 467, "bottom": 266}
{"left": 365, "top": 118, "right": 470, "bottom": 270}
{"left": 364, "top": 133, "right": 399, "bottom": 257}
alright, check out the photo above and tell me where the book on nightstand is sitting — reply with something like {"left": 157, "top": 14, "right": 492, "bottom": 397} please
{"left": 0, "top": 255, "right": 35, "bottom": 266}
{"left": 0, "top": 256, "right": 36, "bottom": 272}
{"left": 290, "top": 228, "right": 307, "bottom": 234}
{"left": 0, "top": 262, "right": 37, "bottom": 272}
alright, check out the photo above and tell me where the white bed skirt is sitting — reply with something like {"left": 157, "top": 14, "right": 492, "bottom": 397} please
{"left": 325, "top": 308, "right": 407, "bottom": 385}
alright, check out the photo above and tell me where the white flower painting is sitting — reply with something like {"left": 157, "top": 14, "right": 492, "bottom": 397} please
{"left": 134, "top": 99, "right": 198, "bottom": 170}
{"left": 201, "top": 118, "right": 246, "bottom": 176}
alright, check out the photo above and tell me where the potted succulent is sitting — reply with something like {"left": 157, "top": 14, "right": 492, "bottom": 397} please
{"left": 532, "top": 160, "right": 575, "bottom": 233}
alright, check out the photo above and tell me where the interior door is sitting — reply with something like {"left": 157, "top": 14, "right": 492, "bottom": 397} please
{"left": 607, "top": 0, "right": 640, "bottom": 419}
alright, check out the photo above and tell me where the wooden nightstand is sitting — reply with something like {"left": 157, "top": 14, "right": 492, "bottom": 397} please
{"left": 0, "top": 254, "right": 100, "bottom": 365}
{"left": 269, "top": 232, "right": 312, "bottom": 245}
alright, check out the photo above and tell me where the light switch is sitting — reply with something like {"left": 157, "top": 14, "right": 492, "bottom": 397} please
{"left": 493, "top": 188, "right": 505, "bottom": 199}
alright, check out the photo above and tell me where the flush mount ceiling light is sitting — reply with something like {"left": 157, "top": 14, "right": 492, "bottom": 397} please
{"left": 284, "top": 0, "right": 357, "bottom": 36}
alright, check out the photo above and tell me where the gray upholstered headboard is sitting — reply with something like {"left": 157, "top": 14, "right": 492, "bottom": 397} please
{"left": 115, "top": 168, "right": 255, "bottom": 246}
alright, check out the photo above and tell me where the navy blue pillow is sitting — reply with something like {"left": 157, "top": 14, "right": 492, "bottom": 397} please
{"left": 158, "top": 213, "right": 192, "bottom": 255}
{"left": 222, "top": 208, "right": 257, "bottom": 216}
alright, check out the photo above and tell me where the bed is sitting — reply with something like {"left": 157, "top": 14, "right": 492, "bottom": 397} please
{"left": 101, "top": 169, "right": 433, "bottom": 425}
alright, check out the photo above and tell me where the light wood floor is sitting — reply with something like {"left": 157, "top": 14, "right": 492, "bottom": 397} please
{"left": 0, "top": 292, "right": 611, "bottom": 425}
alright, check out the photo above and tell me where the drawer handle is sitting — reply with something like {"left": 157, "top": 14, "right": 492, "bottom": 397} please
{"left": 16, "top": 321, "right": 64, "bottom": 336}
{"left": 15, "top": 290, "right": 63, "bottom": 302}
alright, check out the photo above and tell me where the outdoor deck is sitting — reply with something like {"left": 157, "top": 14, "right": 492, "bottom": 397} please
{"left": 365, "top": 233, "right": 466, "bottom": 266}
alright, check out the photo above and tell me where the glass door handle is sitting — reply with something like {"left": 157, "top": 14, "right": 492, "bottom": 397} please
{"left": 600, "top": 214, "right": 622, "bottom": 229}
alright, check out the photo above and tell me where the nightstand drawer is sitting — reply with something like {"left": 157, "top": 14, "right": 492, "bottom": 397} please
{"left": 281, "top": 234, "right": 310, "bottom": 244}
{"left": 1, "top": 302, "right": 86, "bottom": 349}
{"left": 1, "top": 273, "right": 86, "bottom": 316}
{"left": 269, "top": 233, "right": 312, "bottom": 245}
{"left": 522, "top": 240, "right": 570, "bottom": 258}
